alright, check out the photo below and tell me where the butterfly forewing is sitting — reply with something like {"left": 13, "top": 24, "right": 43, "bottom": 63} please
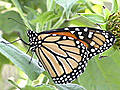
{"left": 35, "top": 33, "right": 88, "bottom": 84}
{"left": 55, "top": 27, "right": 115, "bottom": 59}
{"left": 27, "top": 27, "right": 115, "bottom": 84}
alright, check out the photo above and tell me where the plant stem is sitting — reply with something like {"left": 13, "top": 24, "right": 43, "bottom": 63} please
{"left": 52, "top": 10, "right": 65, "bottom": 29}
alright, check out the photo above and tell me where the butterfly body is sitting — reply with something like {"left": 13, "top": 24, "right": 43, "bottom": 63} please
{"left": 26, "top": 27, "right": 115, "bottom": 84}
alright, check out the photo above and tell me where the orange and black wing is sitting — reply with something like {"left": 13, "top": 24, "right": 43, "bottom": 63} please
{"left": 35, "top": 32, "right": 88, "bottom": 84}
{"left": 34, "top": 27, "right": 115, "bottom": 84}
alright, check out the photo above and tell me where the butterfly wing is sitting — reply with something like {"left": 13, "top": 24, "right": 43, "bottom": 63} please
{"left": 44, "top": 27, "right": 115, "bottom": 59}
{"left": 34, "top": 27, "right": 115, "bottom": 84}
{"left": 35, "top": 33, "right": 88, "bottom": 84}
{"left": 68, "top": 27, "right": 116, "bottom": 59}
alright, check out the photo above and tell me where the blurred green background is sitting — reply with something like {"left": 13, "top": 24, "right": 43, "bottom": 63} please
{"left": 0, "top": 0, "right": 120, "bottom": 90}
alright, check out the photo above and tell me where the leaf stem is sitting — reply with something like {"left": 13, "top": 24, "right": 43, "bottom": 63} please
{"left": 85, "top": 1, "right": 96, "bottom": 13}
{"left": 11, "top": 0, "right": 32, "bottom": 30}
{"left": 52, "top": 10, "right": 65, "bottom": 29}
{"left": 8, "top": 79, "right": 21, "bottom": 90}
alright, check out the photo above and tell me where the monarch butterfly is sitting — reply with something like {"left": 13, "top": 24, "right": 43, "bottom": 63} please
{"left": 21, "top": 27, "right": 116, "bottom": 84}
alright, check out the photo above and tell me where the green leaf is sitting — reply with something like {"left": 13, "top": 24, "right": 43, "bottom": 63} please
{"left": 8, "top": 79, "right": 21, "bottom": 89}
{"left": 103, "top": 6, "right": 111, "bottom": 20}
{"left": 0, "top": 52, "right": 11, "bottom": 74}
{"left": 55, "top": 0, "right": 78, "bottom": 10}
{"left": 32, "top": 11, "right": 58, "bottom": 29}
{"left": 69, "top": 15, "right": 97, "bottom": 27}
{"left": 78, "top": 48, "right": 120, "bottom": 90}
{"left": 84, "top": 0, "right": 96, "bottom": 13}
{"left": 22, "top": 85, "right": 55, "bottom": 90}
{"left": 55, "top": 0, "right": 78, "bottom": 19}
{"left": 11, "top": 0, "right": 32, "bottom": 30}
{"left": 0, "top": 36, "right": 44, "bottom": 81}
{"left": 24, "top": 6, "right": 38, "bottom": 20}
{"left": 111, "top": 0, "right": 119, "bottom": 13}
{"left": 81, "top": 13, "right": 105, "bottom": 23}
{"left": 47, "top": 0, "right": 55, "bottom": 11}
{"left": 55, "top": 84, "right": 86, "bottom": 90}
{"left": 0, "top": 11, "right": 26, "bottom": 33}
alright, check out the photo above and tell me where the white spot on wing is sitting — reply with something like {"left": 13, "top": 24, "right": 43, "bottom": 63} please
{"left": 78, "top": 32, "right": 82, "bottom": 35}
{"left": 110, "top": 38, "right": 113, "bottom": 42}
{"left": 64, "top": 28, "right": 69, "bottom": 30}
{"left": 38, "top": 41, "right": 41, "bottom": 44}
{"left": 82, "top": 49, "right": 84, "bottom": 53}
{"left": 52, "top": 34, "right": 57, "bottom": 36}
{"left": 106, "top": 39, "right": 110, "bottom": 43}
{"left": 90, "top": 41, "right": 95, "bottom": 46}
{"left": 75, "top": 28, "right": 80, "bottom": 31}
{"left": 84, "top": 28, "right": 88, "bottom": 32}
{"left": 88, "top": 32, "right": 93, "bottom": 38}
{"left": 35, "top": 33, "right": 38, "bottom": 36}
{"left": 91, "top": 49, "right": 95, "bottom": 52}
{"left": 77, "top": 45, "right": 80, "bottom": 48}
{"left": 104, "top": 44, "right": 106, "bottom": 47}
{"left": 79, "top": 36, "right": 84, "bottom": 39}
{"left": 68, "top": 37, "right": 74, "bottom": 40}
{"left": 33, "top": 37, "right": 36, "bottom": 40}
{"left": 63, "top": 36, "right": 66, "bottom": 39}
{"left": 105, "top": 35, "right": 108, "bottom": 38}
{"left": 76, "top": 41, "right": 80, "bottom": 44}
{"left": 71, "top": 31, "right": 75, "bottom": 34}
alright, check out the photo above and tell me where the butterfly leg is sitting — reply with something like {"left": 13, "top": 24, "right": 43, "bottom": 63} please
{"left": 1, "top": 39, "right": 19, "bottom": 44}
{"left": 29, "top": 52, "right": 34, "bottom": 64}
{"left": 1, "top": 32, "right": 29, "bottom": 46}
{"left": 26, "top": 47, "right": 31, "bottom": 54}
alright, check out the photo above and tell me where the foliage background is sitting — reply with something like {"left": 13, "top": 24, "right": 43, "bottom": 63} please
{"left": 0, "top": 0, "right": 120, "bottom": 90}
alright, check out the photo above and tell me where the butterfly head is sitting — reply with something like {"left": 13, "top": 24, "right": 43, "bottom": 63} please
{"left": 27, "top": 30, "right": 41, "bottom": 51}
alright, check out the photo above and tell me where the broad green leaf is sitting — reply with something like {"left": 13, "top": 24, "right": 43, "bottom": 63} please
{"left": 111, "top": 0, "right": 119, "bottom": 13}
{"left": 103, "top": 6, "right": 111, "bottom": 20}
{"left": 0, "top": 11, "right": 26, "bottom": 33}
{"left": 0, "top": 52, "right": 11, "bottom": 80}
{"left": 0, "top": 11, "right": 28, "bottom": 42}
{"left": 11, "top": 0, "right": 32, "bottom": 30}
{"left": 24, "top": 6, "right": 38, "bottom": 20}
{"left": 8, "top": 79, "right": 21, "bottom": 89}
{"left": 55, "top": 0, "right": 78, "bottom": 19}
{"left": 84, "top": 0, "right": 96, "bottom": 13}
{"left": 47, "top": 0, "right": 55, "bottom": 11}
{"left": 55, "top": 0, "right": 78, "bottom": 10}
{"left": 69, "top": 15, "right": 97, "bottom": 27}
{"left": 32, "top": 11, "right": 58, "bottom": 28}
{"left": 0, "top": 36, "right": 44, "bottom": 81}
{"left": 55, "top": 84, "right": 86, "bottom": 90}
{"left": 80, "top": 13, "right": 105, "bottom": 23}
{"left": 52, "top": 12, "right": 65, "bottom": 29}
{"left": 78, "top": 48, "right": 120, "bottom": 90}
{"left": 0, "top": 52, "right": 11, "bottom": 72}
{"left": 22, "top": 85, "right": 55, "bottom": 90}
